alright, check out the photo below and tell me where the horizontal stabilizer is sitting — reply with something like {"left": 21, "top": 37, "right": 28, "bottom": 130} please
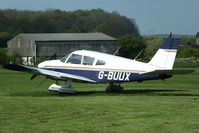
{"left": 143, "top": 69, "right": 195, "bottom": 75}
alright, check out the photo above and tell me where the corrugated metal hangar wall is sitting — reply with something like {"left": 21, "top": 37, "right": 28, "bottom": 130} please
{"left": 7, "top": 33, "right": 118, "bottom": 65}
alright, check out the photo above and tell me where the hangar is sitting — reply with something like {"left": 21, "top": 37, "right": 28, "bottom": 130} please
{"left": 7, "top": 33, "right": 117, "bottom": 65}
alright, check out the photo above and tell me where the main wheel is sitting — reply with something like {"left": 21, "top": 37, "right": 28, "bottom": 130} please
{"left": 105, "top": 84, "right": 124, "bottom": 92}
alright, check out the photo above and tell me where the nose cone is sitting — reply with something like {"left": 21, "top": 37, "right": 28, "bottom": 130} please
{"left": 38, "top": 62, "right": 45, "bottom": 68}
{"left": 38, "top": 60, "right": 60, "bottom": 68}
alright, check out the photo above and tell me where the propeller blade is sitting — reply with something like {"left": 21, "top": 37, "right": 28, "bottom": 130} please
{"left": 36, "top": 78, "right": 48, "bottom": 88}
{"left": 29, "top": 78, "right": 48, "bottom": 93}
{"left": 30, "top": 74, "right": 37, "bottom": 80}
{"left": 49, "top": 52, "right": 57, "bottom": 60}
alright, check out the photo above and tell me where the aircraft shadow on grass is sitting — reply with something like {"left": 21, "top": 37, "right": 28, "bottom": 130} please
{"left": 9, "top": 89, "right": 199, "bottom": 97}
{"left": 70, "top": 89, "right": 199, "bottom": 97}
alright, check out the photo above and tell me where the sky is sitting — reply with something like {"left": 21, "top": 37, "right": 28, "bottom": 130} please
{"left": 0, "top": 0, "right": 199, "bottom": 35}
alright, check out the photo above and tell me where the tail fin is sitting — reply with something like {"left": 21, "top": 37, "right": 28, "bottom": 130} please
{"left": 148, "top": 35, "right": 181, "bottom": 69}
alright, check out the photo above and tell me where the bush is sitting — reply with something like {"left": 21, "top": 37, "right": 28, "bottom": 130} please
{"left": 177, "top": 48, "right": 199, "bottom": 58}
{"left": 9, "top": 52, "right": 23, "bottom": 64}
{"left": 0, "top": 48, "right": 10, "bottom": 64}
{"left": 0, "top": 49, "right": 23, "bottom": 65}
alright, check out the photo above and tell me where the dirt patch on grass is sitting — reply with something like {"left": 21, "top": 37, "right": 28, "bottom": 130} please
{"left": 70, "top": 110, "right": 80, "bottom": 115}
{"left": 90, "top": 122, "right": 131, "bottom": 128}
{"left": 37, "top": 118, "right": 48, "bottom": 123}
{"left": 88, "top": 112, "right": 109, "bottom": 118}
{"left": 153, "top": 122, "right": 173, "bottom": 129}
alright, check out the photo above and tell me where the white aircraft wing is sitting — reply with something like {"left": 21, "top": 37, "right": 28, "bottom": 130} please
{"left": 3, "top": 64, "right": 96, "bottom": 83}
{"left": 142, "top": 69, "right": 195, "bottom": 75}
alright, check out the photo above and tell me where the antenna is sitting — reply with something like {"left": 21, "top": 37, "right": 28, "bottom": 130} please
{"left": 169, "top": 32, "right": 172, "bottom": 37}
{"left": 134, "top": 50, "right": 143, "bottom": 60}
{"left": 114, "top": 47, "right": 121, "bottom": 55}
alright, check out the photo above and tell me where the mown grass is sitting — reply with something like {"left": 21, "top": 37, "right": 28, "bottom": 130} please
{"left": 0, "top": 65, "right": 199, "bottom": 133}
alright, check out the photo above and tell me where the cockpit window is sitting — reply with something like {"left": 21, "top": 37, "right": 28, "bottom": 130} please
{"left": 67, "top": 54, "right": 82, "bottom": 64}
{"left": 96, "top": 60, "right": 106, "bottom": 65}
{"left": 60, "top": 54, "right": 69, "bottom": 63}
{"left": 83, "top": 56, "right": 95, "bottom": 65}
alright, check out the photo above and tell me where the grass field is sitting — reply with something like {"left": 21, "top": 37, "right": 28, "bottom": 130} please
{"left": 0, "top": 65, "right": 199, "bottom": 133}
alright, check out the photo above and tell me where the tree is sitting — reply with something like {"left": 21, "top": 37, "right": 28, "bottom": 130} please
{"left": 118, "top": 35, "right": 146, "bottom": 59}
{"left": 0, "top": 9, "right": 140, "bottom": 46}
{"left": 0, "top": 32, "right": 13, "bottom": 48}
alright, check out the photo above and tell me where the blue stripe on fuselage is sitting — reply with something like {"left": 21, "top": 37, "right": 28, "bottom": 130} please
{"left": 43, "top": 68, "right": 170, "bottom": 83}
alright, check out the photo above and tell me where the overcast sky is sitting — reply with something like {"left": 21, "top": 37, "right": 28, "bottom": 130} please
{"left": 1, "top": 0, "right": 199, "bottom": 35}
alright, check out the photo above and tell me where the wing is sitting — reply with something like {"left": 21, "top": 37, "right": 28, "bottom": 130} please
{"left": 3, "top": 64, "right": 96, "bottom": 83}
{"left": 142, "top": 69, "right": 195, "bottom": 75}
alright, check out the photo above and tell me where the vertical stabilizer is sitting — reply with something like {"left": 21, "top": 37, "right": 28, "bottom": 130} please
{"left": 148, "top": 36, "right": 181, "bottom": 69}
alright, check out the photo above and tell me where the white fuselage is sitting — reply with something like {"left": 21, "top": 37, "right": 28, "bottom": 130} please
{"left": 38, "top": 50, "right": 158, "bottom": 74}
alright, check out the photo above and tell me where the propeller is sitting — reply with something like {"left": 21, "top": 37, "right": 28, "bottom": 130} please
{"left": 30, "top": 52, "right": 57, "bottom": 80}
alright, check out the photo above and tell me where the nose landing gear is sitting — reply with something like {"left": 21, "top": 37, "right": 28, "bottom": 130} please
{"left": 48, "top": 79, "right": 75, "bottom": 94}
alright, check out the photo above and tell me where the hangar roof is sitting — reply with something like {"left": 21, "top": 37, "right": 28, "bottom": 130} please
{"left": 17, "top": 33, "right": 116, "bottom": 41}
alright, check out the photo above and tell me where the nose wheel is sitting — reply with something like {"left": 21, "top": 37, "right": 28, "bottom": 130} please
{"left": 48, "top": 79, "right": 75, "bottom": 94}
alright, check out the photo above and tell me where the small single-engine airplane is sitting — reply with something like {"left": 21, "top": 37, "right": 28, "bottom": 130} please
{"left": 3, "top": 34, "right": 195, "bottom": 93}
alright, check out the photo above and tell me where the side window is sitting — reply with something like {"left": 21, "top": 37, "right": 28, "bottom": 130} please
{"left": 83, "top": 56, "right": 95, "bottom": 65}
{"left": 67, "top": 54, "right": 82, "bottom": 64}
{"left": 96, "top": 60, "right": 106, "bottom": 65}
